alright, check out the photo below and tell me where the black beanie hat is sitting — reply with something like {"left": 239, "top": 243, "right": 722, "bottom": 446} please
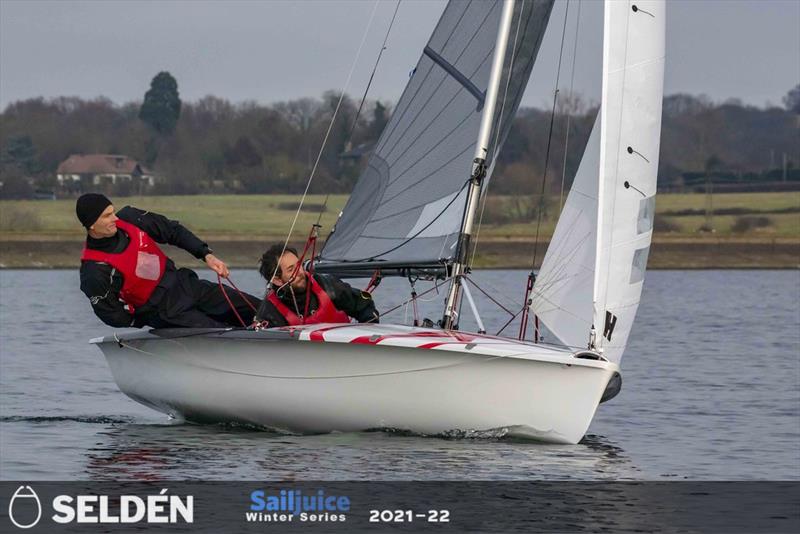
{"left": 76, "top": 193, "right": 112, "bottom": 228}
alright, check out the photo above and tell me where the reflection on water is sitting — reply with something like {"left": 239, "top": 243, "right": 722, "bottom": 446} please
{"left": 83, "top": 423, "right": 639, "bottom": 481}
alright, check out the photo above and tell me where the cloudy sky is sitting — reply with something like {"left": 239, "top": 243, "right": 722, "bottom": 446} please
{"left": 1, "top": 0, "right": 798, "bottom": 110}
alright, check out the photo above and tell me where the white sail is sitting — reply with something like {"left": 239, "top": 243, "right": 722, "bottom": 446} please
{"left": 532, "top": 0, "right": 665, "bottom": 364}
{"left": 594, "top": 0, "right": 665, "bottom": 363}
{"left": 529, "top": 114, "right": 600, "bottom": 349}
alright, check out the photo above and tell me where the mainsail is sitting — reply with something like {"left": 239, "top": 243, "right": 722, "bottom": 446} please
{"left": 531, "top": 0, "right": 665, "bottom": 363}
{"left": 317, "top": 0, "right": 554, "bottom": 277}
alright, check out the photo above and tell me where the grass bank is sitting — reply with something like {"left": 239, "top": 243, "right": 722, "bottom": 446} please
{"left": 1, "top": 192, "right": 798, "bottom": 268}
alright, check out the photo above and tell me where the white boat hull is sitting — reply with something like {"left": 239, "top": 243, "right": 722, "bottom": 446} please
{"left": 92, "top": 324, "right": 619, "bottom": 444}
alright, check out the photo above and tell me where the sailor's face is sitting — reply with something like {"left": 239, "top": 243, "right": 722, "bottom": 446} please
{"left": 90, "top": 205, "right": 118, "bottom": 238}
{"left": 276, "top": 252, "right": 307, "bottom": 291}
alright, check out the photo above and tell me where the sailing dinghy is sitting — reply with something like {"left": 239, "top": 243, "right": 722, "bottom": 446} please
{"left": 92, "top": 0, "right": 665, "bottom": 444}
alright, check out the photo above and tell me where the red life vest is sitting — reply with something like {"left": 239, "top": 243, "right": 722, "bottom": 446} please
{"left": 81, "top": 219, "right": 167, "bottom": 312}
{"left": 268, "top": 275, "right": 350, "bottom": 326}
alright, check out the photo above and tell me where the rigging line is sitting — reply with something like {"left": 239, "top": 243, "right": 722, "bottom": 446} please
{"left": 379, "top": 281, "right": 446, "bottom": 316}
{"left": 417, "top": 277, "right": 445, "bottom": 302}
{"left": 317, "top": 0, "right": 403, "bottom": 228}
{"left": 469, "top": 185, "right": 490, "bottom": 268}
{"left": 559, "top": 0, "right": 582, "bottom": 214}
{"left": 463, "top": 275, "right": 515, "bottom": 316}
{"left": 532, "top": 237, "right": 592, "bottom": 294}
{"left": 346, "top": 0, "right": 402, "bottom": 145}
{"left": 350, "top": 179, "right": 471, "bottom": 262}
{"left": 270, "top": 0, "right": 381, "bottom": 285}
{"left": 365, "top": 141, "right": 474, "bottom": 224}
{"left": 380, "top": 4, "right": 499, "bottom": 165}
{"left": 529, "top": 0, "right": 571, "bottom": 271}
{"left": 495, "top": 307, "right": 525, "bottom": 336}
{"left": 382, "top": 44, "right": 494, "bottom": 171}
{"left": 528, "top": 209, "right": 586, "bottom": 288}
{"left": 528, "top": 286, "right": 588, "bottom": 323}
{"left": 374, "top": 0, "right": 477, "bottom": 155}
{"left": 380, "top": 108, "right": 478, "bottom": 199}
{"left": 471, "top": 0, "right": 528, "bottom": 268}
{"left": 464, "top": 273, "right": 523, "bottom": 312}
{"left": 376, "top": 0, "right": 490, "bottom": 155}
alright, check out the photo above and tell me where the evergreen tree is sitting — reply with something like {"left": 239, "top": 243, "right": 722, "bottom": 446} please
{"left": 783, "top": 84, "right": 800, "bottom": 114}
{"left": 1, "top": 135, "right": 41, "bottom": 175}
{"left": 139, "top": 72, "right": 182, "bottom": 135}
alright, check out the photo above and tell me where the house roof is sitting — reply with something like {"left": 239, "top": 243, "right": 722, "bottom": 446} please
{"left": 56, "top": 154, "right": 151, "bottom": 175}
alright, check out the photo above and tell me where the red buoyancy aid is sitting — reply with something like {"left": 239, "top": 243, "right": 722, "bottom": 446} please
{"left": 268, "top": 275, "right": 350, "bottom": 326}
{"left": 81, "top": 219, "right": 167, "bottom": 311}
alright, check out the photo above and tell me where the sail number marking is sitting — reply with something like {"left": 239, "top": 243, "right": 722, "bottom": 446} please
{"left": 604, "top": 311, "right": 618, "bottom": 341}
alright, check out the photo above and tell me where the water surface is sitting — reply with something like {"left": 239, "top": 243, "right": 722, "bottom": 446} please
{"left": 1, "top": 269, "right": 798, "bottom": 480}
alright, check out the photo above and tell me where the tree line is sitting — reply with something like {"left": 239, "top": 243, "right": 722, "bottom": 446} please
{"left": 1, "top": 71, "right": 797, "bottom": 199}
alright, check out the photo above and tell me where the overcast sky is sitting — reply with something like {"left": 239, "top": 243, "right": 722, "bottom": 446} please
{"left": 1, "top": 0, "right": 798, "bottom": 110}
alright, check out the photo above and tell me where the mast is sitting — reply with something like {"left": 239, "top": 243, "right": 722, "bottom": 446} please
{"left": 441, "top": 0, "right": 516, "bottom": 330}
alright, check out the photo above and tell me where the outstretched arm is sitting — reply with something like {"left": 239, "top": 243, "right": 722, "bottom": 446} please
{"left": 117, "top": 206, "right": 229, "bottom": 276}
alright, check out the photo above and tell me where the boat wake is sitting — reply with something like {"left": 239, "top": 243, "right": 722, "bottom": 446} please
{"left": 368, "top": 426, "right": 570, "bottom": 442}
{"left": 0, "top": 415, "right": 137, "bottom": 424}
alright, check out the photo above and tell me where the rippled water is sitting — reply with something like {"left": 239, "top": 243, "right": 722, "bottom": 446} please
{"left": 1, "top": 269, "right": 798, "bottom": 480}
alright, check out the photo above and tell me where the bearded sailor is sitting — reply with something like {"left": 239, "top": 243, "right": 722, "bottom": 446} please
{"left": 255, "top": 244, "right": 379, "bottom": 327}
{"left": 77, "top": 193, "right": 266, "bottom": 328}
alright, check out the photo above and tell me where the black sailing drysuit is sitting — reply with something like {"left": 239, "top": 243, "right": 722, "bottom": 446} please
{"left": 80, "top": 206, "right": 265, "bottom": 328}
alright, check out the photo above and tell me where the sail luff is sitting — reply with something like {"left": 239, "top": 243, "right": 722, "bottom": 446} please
{"left": 592, "top": 0, "right": 614, "bottom": 347}
{"left": 593, "top": 0, "right": 665, "bottom": 361}
{"left": 442, "top": 0, "right": 517, "bottom": 328}
{"left": 531, "top": 0, "right": 665, "bottom": 364}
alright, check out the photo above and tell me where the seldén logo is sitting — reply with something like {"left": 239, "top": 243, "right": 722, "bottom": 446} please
{"left": 6, "top": 485, "right": 193, "bottom": 528}
{"left": 247, "top": 488, "right": 349, "bottom": 524}
{"left": 8, "top": 486, "right": 42, "bottom": 529}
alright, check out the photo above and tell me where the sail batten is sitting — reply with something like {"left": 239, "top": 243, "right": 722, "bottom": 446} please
{"left": 317, "top": 0, "right": 555, "bottom": 276}
{"left": 532, "top": 0, "right": 665, "bottom": 363}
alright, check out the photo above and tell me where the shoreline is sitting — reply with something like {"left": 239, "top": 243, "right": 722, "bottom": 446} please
{"left": 2, "top": 237, "right": 797, "bottom": 270}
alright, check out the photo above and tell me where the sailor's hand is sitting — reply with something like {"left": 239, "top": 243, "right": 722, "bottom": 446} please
{"left": 205, "top": 254, "right": 230, "bottom": 278}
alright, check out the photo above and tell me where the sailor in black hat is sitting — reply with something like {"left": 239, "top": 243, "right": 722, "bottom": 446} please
{"left": 77, "top": 193, "right": 267, "bottom": 328}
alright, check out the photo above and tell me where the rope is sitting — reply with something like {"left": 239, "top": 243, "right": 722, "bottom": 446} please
{"left": 364, "top": 269, "right": 382, "bottom": 293}
{"left": 463, "top": 275, "right": 515, "bottom": 316}
{"left": 518, "top": 1, "right": 571, "bottom": 342}
{"left": 316, "top": 0, "right": 403, "bottom": 228}
{"left": 559, "top": 0, "right": 582, "bottom": 213}
{"left": 496, "top": 307, "right": 525, "bottom": 336}
{"left": 269, "top": 0, "right": 382, "bottom": 288}
{"left": 217, "top": 274, "right": 258, "bottom": 327}
{"left": 529, "top": 0, "right": 571, "bottom": 272}
{"left": 346, "top": 0, "right": 402, "bottom": 145}
{"left": 470, "top": 0, "right": 527, "bottom": 268}
{"left": 378, "top": 283, "right": 443, "bottom": 317}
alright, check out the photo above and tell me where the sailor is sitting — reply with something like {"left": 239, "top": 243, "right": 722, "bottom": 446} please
{"left": 77, "top": 193, "right": 264, "bottom": 328}
{"left": 255, "top": 244, "right": 379, "bottom": 326}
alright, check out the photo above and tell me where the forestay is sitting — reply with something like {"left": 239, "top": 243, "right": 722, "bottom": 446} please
{"left": 317, "top": 0, "right": 554, "bottom": 277}
{"left": 529, "top": 114, "right": 601, "bottom": 352}
{"left": 531, "top": 0, "right": 665, "bottom": 363}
